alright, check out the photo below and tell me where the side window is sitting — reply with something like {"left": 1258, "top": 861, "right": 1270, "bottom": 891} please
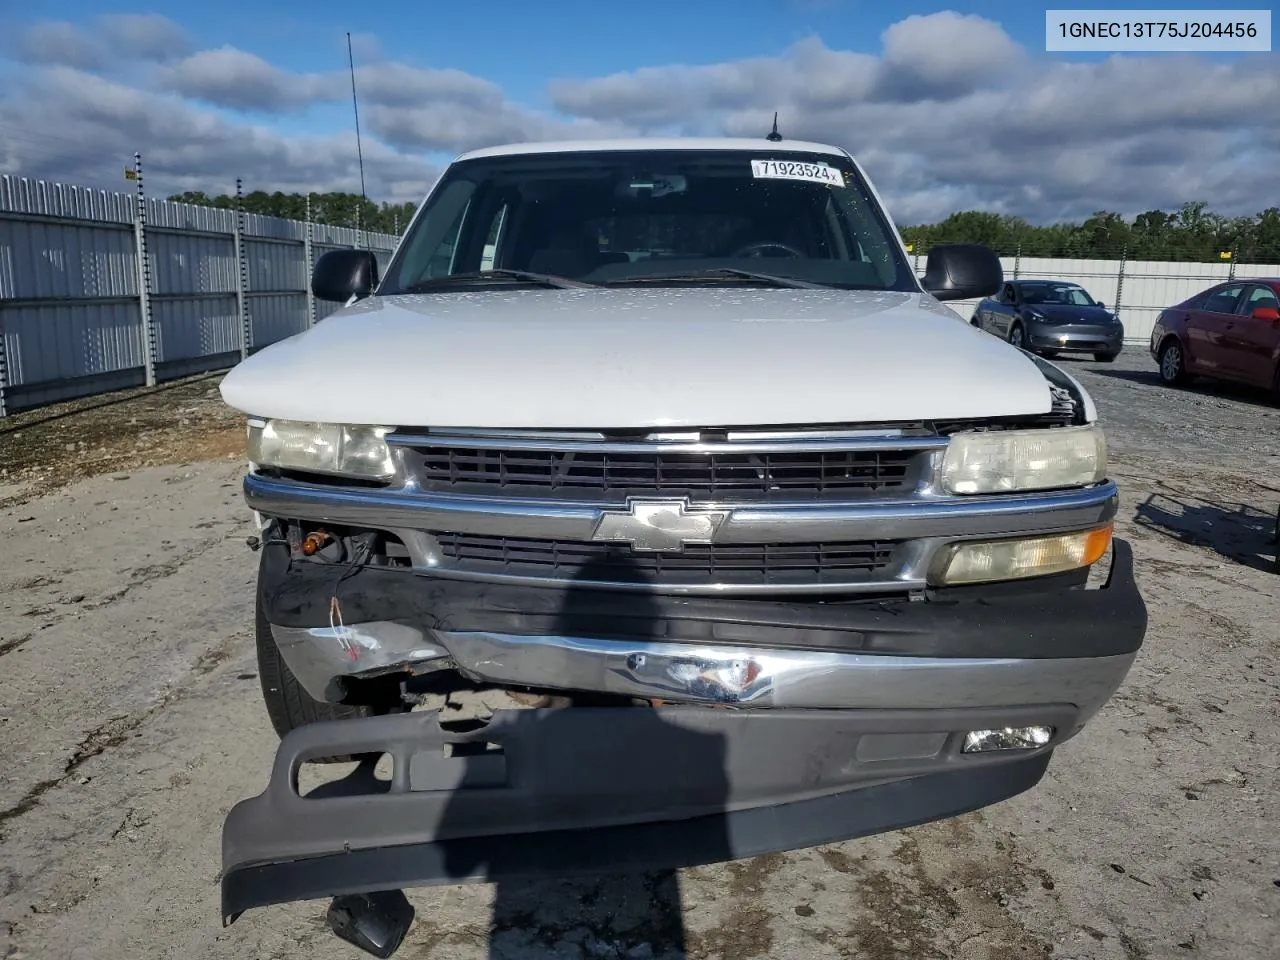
{"left": 391, "top": 179, "right": 476, "bottom": 284}
{"left": 1002, "top": 284, "right": 1016, "bottom": 303}
{"left": 1201, "top": 284, "right": 1247, "bottom": 314}
{"left": 1244, "top": 285, "right": 1280, "bottom": 313}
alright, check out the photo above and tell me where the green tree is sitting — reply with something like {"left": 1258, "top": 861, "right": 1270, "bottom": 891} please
{"left": 164, "top": 188, "right": 415, "bottom": 235}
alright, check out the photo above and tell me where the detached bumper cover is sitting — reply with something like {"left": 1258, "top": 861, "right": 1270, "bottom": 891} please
{"left": 223, "top": 705, "right": 1061, "bottom": 922}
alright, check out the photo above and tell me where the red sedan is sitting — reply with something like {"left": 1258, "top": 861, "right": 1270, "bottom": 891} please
{"left": 1150, "top": 278, "right": 1280, "bottom": 396}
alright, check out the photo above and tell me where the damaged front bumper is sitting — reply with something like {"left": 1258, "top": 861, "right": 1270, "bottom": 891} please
{"left": 222, "top": 540, "right": 1146, "bottom": 922}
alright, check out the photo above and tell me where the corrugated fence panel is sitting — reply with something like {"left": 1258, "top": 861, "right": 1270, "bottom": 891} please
{"left": 0, "top": 217, "right": 136, "bottom": 299}
{"left": 149, "top": 229, "right": 237, "bottom": 295}
{"left": 148, "top": 228, "right": 240, "bottom": 362}
{"left": 146, "top": 197, "right": 238, "bottom": 235}
{"left": 245, "top": 239, "right": 305, "bottom": 294}
{"left": 0, "top": 175, "right": 134, "bottom": 223}
{"left": 152, "top": 295, "right": 240, "bottom": 363}
{"left": 250, "top": 293, "right": 309, "bottom": 345}
{"left": 3, "top": 301, "right": 142, "bottom": 385}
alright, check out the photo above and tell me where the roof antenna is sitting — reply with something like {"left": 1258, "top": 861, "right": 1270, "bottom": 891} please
{"left": 346, "top": 32, "right": 368, "bottom": 202}
{"left": 766, "top": 112, "right": 783, "bottom": 142}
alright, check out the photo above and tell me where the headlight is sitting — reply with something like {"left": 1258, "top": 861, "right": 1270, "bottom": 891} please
{"left": 1027, "top": 309, "right": 1047, "bottom": 321}
{"left": 932, "top": 525, "right": 1113, "bottom": 585}
{"left": 940, "top": 424, "right": 1106, "bottom": 494}
{"left": 247, "top": 419, "right": 396, "bottom": 479}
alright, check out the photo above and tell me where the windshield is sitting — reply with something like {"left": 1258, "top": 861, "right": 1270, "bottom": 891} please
{"left": 1020, "top": 282, "right": 1096, "bottom": 306}
{"left": 377, "top": 148, "right": 918, "bottom": 293}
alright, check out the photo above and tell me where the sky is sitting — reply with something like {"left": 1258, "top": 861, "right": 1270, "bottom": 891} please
{"left": 0, "top": 1, "right": 1275, "bottom": 225}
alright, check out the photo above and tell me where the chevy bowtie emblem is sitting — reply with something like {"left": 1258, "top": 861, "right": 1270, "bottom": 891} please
{"left": 591, "top": 499, "right": 729, "bottom": 552}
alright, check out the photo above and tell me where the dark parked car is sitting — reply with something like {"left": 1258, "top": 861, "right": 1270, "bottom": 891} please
{"left": 1149, "top": 278, "right": 1280, "bottom": 395}
{"left": 971, "top": 279, "right": 1124, "bottom": 362}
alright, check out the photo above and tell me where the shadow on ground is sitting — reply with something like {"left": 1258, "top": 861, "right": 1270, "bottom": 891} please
{"left": 1087, "top": 367, "right": 1279, "bottom": 408}
{"left": 1135, "top": 491, "right": 1280, "bottom": 573}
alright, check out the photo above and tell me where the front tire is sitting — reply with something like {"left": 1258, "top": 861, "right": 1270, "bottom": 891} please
{"left": 1008, "top": 322, "right": 1028, "bottom": 351}
{"left": 1093, "top": 351, "right": 1118, "bottom": 363}
{"left": 1158, "top": 339, "right": 1188, "bottom": 386}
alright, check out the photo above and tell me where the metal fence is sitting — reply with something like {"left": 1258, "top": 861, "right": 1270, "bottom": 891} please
{"left": 4, "top": 171, "right": 1279, "bottom": 417}
{"left": 913, "top": 250, "right": 1280, "bottom": 348}
{"left": 0, "top": 174, "right": 399, "bottom": 416}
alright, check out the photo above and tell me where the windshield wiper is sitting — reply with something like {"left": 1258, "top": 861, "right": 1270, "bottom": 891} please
{"left": 403, "top": 269, "right": 598, "bottom": 291}
{"left": 601, "top": 268, "right": 828, "bottom": 290}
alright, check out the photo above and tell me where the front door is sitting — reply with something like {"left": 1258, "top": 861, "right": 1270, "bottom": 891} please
{"left": 1186, "top": 283, "right": 1248, "bottom": 375}
{"left": 1227, "top": 284, "right": 1280, "bottom": 387}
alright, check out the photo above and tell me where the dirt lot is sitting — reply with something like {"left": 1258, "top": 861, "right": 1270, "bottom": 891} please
{"left": 1, "top": 352, "right": 1277, "bottom": 960}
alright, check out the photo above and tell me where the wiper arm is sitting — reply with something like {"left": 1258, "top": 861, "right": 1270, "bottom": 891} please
{"left": 601, "top": 268, "right": 828, "bottom": 290}
{"left": 404, "top": 269, "right": 598, "bottom": 291}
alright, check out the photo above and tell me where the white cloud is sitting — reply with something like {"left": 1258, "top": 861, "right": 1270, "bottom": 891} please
{"left": 99, "top": 14, "right": 190, "bottom": 61}
{"left": 546, "top": 12, "right": 1280, "bottom": 221}
{"left": 12, "top": 21, "right": 104, "bottom": 70}
{"left": 1, "top": 10, "right": 1276, "bottom": 222}
{"left": 158, "top": 47, "right": 339, "bottom": 112}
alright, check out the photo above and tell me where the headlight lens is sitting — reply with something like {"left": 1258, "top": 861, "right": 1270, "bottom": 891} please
{"left": 933, "top": 525, "right": 1113, "bottom": 585}
{"left": 247, "top": 419, "right": 396, "bottom": 479}
{"left": 940, "top": 424, "right": 1106, "bottom": 494}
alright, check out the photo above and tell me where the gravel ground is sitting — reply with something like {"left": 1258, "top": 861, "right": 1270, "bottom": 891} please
{"left": 1, "top": 350, "right": 1278, "bottom": 960}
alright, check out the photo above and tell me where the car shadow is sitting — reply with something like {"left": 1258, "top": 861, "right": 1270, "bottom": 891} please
{"left": 304, "top": 551, "right": 728, "bottom": 958}
{"left": 1135, "top": 491, "right": 1280, "bottom": 573}
{"left": 1086, "top": 367, "right": 1280, "bottom": 407}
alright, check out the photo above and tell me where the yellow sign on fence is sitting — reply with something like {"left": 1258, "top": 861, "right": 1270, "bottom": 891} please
{"left": 124, "top": 168, "right": 138, "bottom": 181}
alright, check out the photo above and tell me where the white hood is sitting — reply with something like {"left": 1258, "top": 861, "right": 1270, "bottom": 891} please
{"left": 219, "top": 288, "right": 1057, "bottom": 429}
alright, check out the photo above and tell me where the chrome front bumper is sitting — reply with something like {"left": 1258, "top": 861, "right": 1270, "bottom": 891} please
{"left": 276, "top": 618, "right": 1135, "bottom": 726}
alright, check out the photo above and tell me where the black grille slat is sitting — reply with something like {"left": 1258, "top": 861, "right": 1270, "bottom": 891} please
{"left": 415, "top": 447, "right": 919, "bottom": 500}
{"left": 433, "top": 533, "right": 896, "bottom": 586}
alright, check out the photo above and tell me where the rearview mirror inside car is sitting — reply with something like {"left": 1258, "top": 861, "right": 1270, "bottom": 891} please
{"left": 920, "top": 244, "right": 1003, "bottom": 302}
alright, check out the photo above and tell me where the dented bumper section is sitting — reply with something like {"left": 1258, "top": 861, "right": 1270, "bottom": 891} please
{"left": 260, "top": 538, "right": 1148, "bottom": 709}
{"left": 222, "top": 704, "right": 1064, "bottom": 922}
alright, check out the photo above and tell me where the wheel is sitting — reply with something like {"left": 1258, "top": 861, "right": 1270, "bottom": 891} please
{"left": 1042, "top": 349, "right": 1061, "bottom": 359}
{"left": 255, "top": 584, "right": 400, "bottom": 761}
{"left": 1008, "top": 323, "right": 1027, "bottom": 350}
{"left": 1158, "top": 338, "right": 1188, "bottom": 386}
{"left": 1093, "top": 351, "right": 1118, "bottom": 363}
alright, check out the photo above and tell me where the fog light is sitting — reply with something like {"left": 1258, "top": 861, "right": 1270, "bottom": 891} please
{"left": 962, "top": 726, "right": 1054, "bottom": 753}
{"left": 933, "top": 525, "right": 1112, "bottom": 585}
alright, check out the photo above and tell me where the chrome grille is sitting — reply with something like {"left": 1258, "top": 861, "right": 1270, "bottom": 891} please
{"left": 409, "top": 446, "right": 922, "bottom": 501}
{"left": 433, "top": 532, "right": 897, "bottom": 587}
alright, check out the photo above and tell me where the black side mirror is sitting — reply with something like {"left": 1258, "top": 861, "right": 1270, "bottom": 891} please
{"left": 920, "top": 244, "right": 1003, "bottom": 301}
{"left": 312, "top": 249, "right": 378, "bottom": 303}
{"left": 1096, "top": 301, "right": 1106, "bottom": 310}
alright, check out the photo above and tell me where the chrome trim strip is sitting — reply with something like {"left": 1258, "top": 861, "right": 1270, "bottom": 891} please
{"left": 387, "top": 432, "right": 948, "bottom": 454}
{"left": 436, "top": 630, "right": 1136, "bottom": 720}
{"left": 243, "top": 471, "right": 1119, "bottom": 546}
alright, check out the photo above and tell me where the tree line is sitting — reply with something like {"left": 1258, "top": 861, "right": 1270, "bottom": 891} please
{"left": 165, "top": 190, "right": 416, "bottom": 236}
{"left": 900, "top": 202, "right": 1280, "bottom": 262}
{"left": 165, "top": 190, "right": 1280, "bottom": 262}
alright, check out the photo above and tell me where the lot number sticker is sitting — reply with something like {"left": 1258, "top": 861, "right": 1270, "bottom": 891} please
{"left": 751, "top": 159, "right": 844, "bottom": 186}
